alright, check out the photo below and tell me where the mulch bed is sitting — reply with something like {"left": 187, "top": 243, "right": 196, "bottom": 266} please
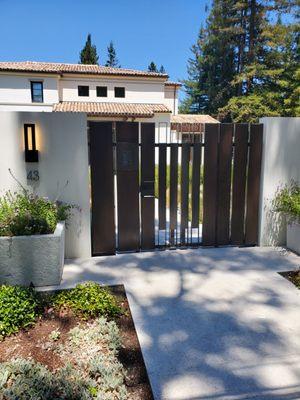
{"left": 279, "top": 270, "right": 300, "bottom": 289}
{"left": 0, "top": 284, "right": 154, "bottom": 400}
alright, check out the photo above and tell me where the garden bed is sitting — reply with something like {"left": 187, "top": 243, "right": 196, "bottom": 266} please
{"left": 0, "top": 283, "right": 154, "bottom": 400}
{"left": 279, "top": 270, "right": 300, "bottom": 289}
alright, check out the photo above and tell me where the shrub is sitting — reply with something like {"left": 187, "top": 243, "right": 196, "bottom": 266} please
{"left": 52, "top": 282, "right": 121, "bottom": 319}
{"left": 0, "top": 359, "right": 94, "bottom": 399}
{"left": 0, "top": 285, "right": 40, "bottom": 339}
{"left": 273, "top": 182, "right": 300, "bottom": 222}
{"left": 0, "top": 190, "right": 73, "bottom": 236}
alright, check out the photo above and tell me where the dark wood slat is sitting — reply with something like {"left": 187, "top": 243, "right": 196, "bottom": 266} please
{"left": 191, "top": 138, "right": 202, "bottom": 228}
{"left": 202, "top": 124, "right": 219, "bottom": 246}
{"left": 217, "top": 124, "right": 233, "bottom": 245}
{"left": 231, "top": 124, "right": 249, "bottom": 245}
{"left": 180, "top": 143, "right": 190, "bottom": 244}
{"left": 90, "top": 122, "right": 115, "bottom": 255}
{"left": 141, "top": 123, "right": 155, "bottom": 250}
{"left": 116, "top": 121, "right": 140, "bottom": 251}
{"left": 158, "top": 144, "right": 167, "bottom": 230}
{"left": 245, "top": 124, "right": 263, "bottom": 245}
{"left": 169, "top": 144, "right": 178, "bottom": 245}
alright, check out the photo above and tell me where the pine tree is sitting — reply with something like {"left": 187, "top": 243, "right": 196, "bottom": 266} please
{"left": 181, "top": 1, "right": 236, "bottom": 115}
{"left": 148, "top": 62, "right": 158, "bottom": 72}
{"left": 79, "top": 34, "right": 99, "bottom": 65}
{"left": 159, "top": 65, "right": 166, "bottom": 74}
{"left": 181, "top": 0, "right": 299, "bottom": 121}
{"left": 105, "top": 41, "right": 120, "bottom": 68}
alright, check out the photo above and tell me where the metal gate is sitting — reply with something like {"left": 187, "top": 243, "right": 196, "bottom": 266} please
{"left": 89, "top": 121, "right": 263, "bottom": 256}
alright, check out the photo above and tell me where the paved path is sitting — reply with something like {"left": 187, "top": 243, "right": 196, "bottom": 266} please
{"left": 58, "top": 247, "right": 300, "bottom": 400}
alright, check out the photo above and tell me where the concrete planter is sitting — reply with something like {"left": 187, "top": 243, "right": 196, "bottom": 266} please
{"left": 0, "top": 222, "right": 65, "bottom": 287}
{"left": 287, "top": 221, "right": 300, "bottom": 255}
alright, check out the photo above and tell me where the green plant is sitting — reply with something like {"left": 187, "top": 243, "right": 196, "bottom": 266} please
{"left": 0, "top": 358, "right": 94, "bottom": 399}
{"left": 0, "top": 285, "right": 40, "bottom": 339}
{"left": 0, "top": 190, "right": 73, "bottom": 236}
{"left": 273, "top": 182, "right": 300, "bottom": 222}
{"left": 49, "top": 329, "right": 61, "bottom": 341}
{"left": 0, "top": 317, "right": 128, "bottom": 399}
{"left": 52, "top": 282, "right": 121, "bottom": 319}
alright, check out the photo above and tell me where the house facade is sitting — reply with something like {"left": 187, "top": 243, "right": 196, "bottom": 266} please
{"left": 0, "top": 62, "right": 180, "bottom": 135}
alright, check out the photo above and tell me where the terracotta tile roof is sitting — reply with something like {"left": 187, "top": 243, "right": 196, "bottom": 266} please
{"left": 165, "top": 81, "right": 182, "bottom": 87}
{"left": 171, "top": 114, "right": 219, "bottom": 132}
{"left": 0, "top": 61, "right": 168, "bottom": 79}
{"left": 53, "top": 102, "right": 171, "bottom": 117}
{"left": 171, "top": 114, "right": 219, "bottom": 124}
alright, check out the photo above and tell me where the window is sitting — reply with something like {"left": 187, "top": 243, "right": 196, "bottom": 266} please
{"left": 114, "top": 87, "right": 125, "bottom": 98}
{"left": 78, "top": 85, "right": 89, "bottom": 97}
{"left": 96, "top": 86, "right": 107, "bottom": 97}
{"left": 30, "top": 81, "right": 43, "bottom": 103}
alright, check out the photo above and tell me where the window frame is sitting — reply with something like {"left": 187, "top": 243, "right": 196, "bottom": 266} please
{"left": 114, "top": 87, "right": 125, "bottom": 98}
{"left": 30, "top": 81, "right": 44, "bottom": 103}
{"left": 96, "top": 86, "right": 108, "bottom": 98}
{"left": 78, "top": 85, "right": 89, "bottom": 97}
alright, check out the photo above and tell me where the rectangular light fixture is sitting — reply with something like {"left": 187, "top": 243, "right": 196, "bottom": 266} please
{"left": 24, "top": 124, "right": 39, "bottom": 162}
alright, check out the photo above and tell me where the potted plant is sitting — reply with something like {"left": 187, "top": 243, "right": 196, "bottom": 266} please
{"left": 0, "top": 190, "right": 73, "bottom": 286}
{"left": 273, "top": 182, "right": 300, "bottom": 254}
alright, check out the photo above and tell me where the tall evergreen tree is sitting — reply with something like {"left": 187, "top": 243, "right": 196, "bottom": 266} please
{"left": 181, "top": 0, "right": 299, "bottom": 121}
{"left": 148, "top": 62, "right": 158, "bottom": 72}
{"left": 105, "top": 41, "right": 120, "bottom": 68}
{"left": 159, "top": 65, "right": 166, "bottom": 74}
{"left": 79, "top": 34, "right": 99, "bottom": 65}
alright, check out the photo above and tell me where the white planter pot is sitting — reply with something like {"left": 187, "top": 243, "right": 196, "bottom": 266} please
{"left": 287, "top": 221, "right": 300, "bottom": 255}
{"left": 0, "top": 222, "right": 65, "bottom": 287}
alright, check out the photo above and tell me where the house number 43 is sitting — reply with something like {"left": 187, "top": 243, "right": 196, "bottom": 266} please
{"left": 27, "top": 170, "right": 40, "bottom": 181}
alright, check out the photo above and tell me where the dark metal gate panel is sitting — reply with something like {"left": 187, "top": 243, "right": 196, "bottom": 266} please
{"left": 169, "top": 144, "right": 178, "bottom": 245}
{"left": 231, "top": 124, "right": 249, "bottom": 245}
{"left": 245, "top": 124, "right": 263, "bottom": 245}
{"left": 141, "top": 123, "right": 155, "bottom": 250}
{"left": 116, "top": 121, "right": 140, "bottom": 251}
{"left": 191, "top": 138, "right": 202, "bottom": 229}
{"left": 158, "top": 144, "right": 167, "bottom": 230}
{"left": 180, "top": 143, "right": 190, "bottom": 244}
{"left": 90, "top": 122, "right": 115, "bottom": 255}
{"left": 217, "top": 123, "right": 233, "bottom": 245}
{"left": 202, "top": 124, "right": 219, "bottom": 245}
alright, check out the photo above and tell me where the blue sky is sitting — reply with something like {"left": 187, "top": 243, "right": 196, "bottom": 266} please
{"left": 0, "top": 0, "right": 210, "bottom": 82}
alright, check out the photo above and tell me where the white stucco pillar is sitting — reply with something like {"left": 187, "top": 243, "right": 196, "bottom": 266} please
{"left": 258, "top": 117, "right": 300, "bottom": 246}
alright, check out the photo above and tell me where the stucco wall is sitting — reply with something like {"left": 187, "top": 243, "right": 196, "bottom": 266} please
{"left": 0, "top": 111, "right": 90, "bottom": 258}
{"left": 164, "top": 87, "right": 179, "bottom": 115}
{"left": 61, "top": 77, "right": 166, "bottom": 104}
{"left": 258, "top": 117, "right": 300, "bottom": 246}
{"left": 0, "top": 74, "right": 59, "bottom": 110}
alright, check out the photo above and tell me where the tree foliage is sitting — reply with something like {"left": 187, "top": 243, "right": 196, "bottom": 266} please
{"left": 148, "top": 62, "right": 166, "bottom": 73}
{"left": 105, "top": 41, "right": 120, "bottom": 68}
{"left": 148, "top": 61, "right": 158, "bottom": 72}
{"left": 79, "top": 34, "right": 99, "bottom": 65}
{"left": 181, "top": 0, "right": 299, "bottom": 121}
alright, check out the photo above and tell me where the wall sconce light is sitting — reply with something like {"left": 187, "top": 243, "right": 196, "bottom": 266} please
{"left": 24, "top": 124, "right": 39, "bottom": 162}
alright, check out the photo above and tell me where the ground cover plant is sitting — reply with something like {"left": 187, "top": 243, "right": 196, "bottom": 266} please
{"left": 0, "top": 190, "right": 73, "bottom": 236}
{"left": 0, "top": 283, "right": 154, "bottom": 399}
{"left": 273, "top": 182, "right": 300, "bottom": 222}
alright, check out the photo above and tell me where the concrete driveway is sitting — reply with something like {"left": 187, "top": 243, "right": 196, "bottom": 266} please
{"left": 60, "top": 247, "right": 300, "bottom": 400}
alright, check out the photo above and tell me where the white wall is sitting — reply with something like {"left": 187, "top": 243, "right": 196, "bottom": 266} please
{"left": 258, "top": 117, "right": 300, "bottom": 246}
{"left": 164, "top": 86, "right": 179, "bottom": 115}
{"left": 0, "top": 74, "right": 59, "bottom": 110}
{"left": 0, "top": 112, "right": 91, "bottom": 258}
{"left": 61, "top": 77, "right": 166, "bottom": 104}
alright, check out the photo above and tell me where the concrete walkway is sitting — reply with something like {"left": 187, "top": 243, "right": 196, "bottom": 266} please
{"left": 58, "top": 247, "right": 300, "bottom": 400}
